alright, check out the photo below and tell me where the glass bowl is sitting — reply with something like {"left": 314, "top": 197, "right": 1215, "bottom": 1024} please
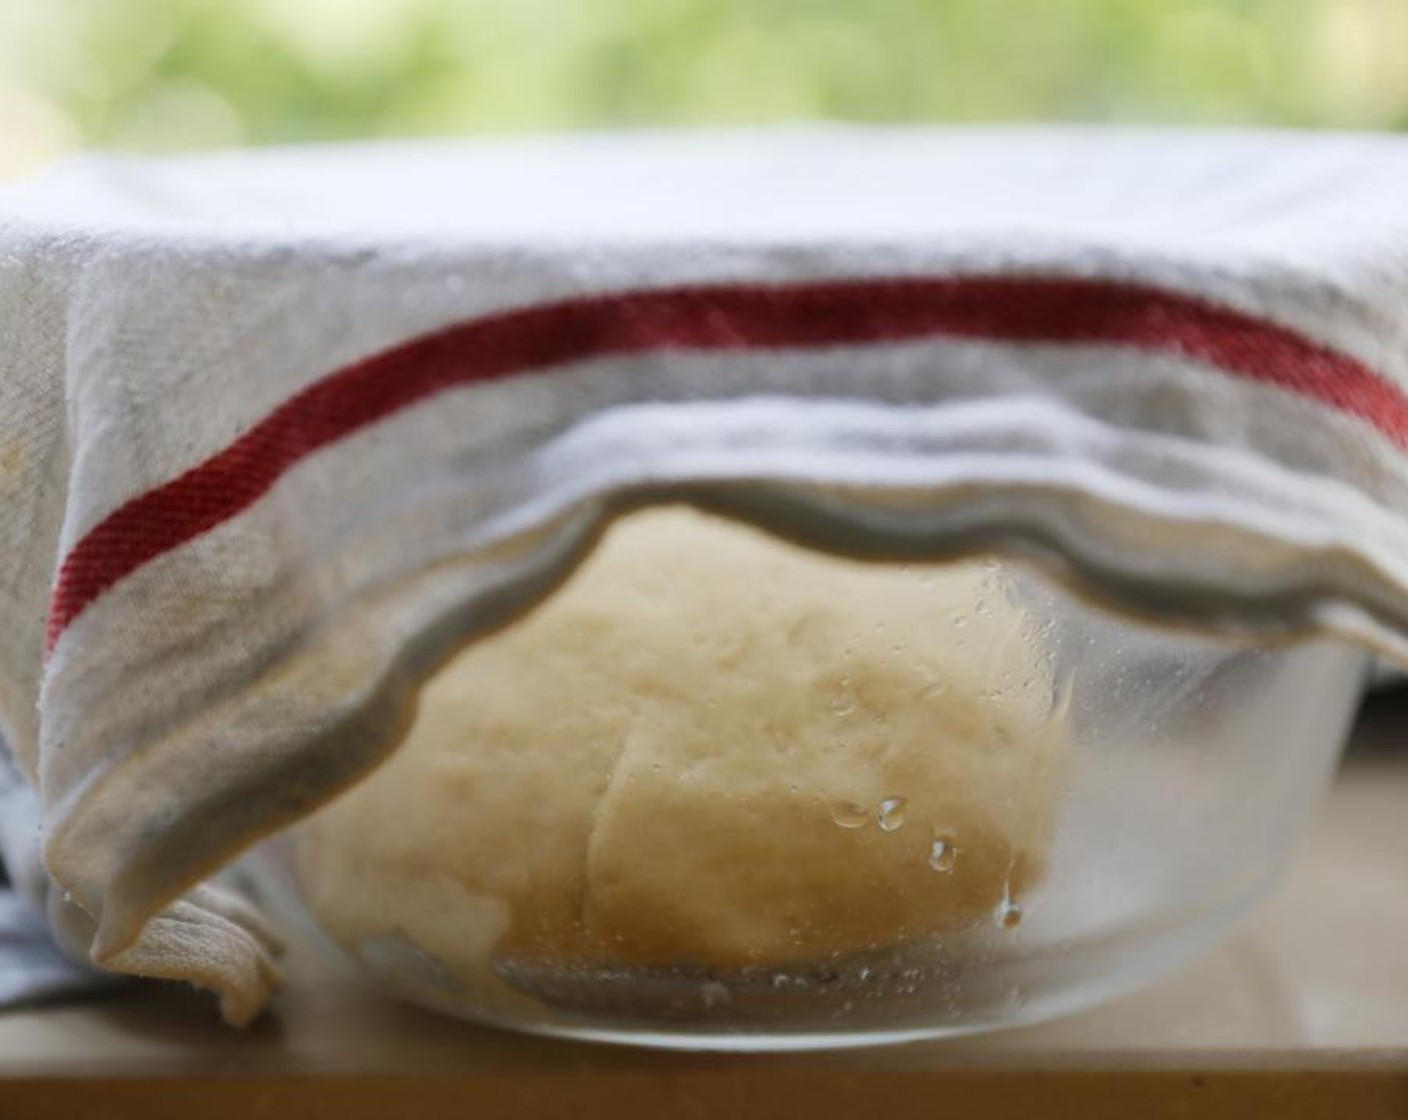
{"left": 256, "top": 505, "right": 1367, "bottom": 1050}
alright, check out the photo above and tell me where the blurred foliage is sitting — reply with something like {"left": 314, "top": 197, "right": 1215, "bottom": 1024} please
{"left": 3, "top": 0, "right": 1408, "bottom": 175}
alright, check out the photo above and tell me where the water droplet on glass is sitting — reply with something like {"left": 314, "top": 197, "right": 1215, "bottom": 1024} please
{"left": 952, "top": 613, "right": 968, "bottom": 629}
{"left": 826, "top": 679, "right": 856, "bottom": 716}
{"left": 996, "top": 886, "right": 1024, "bottom": 929}
{"left": 701, "top": 981, "right": 731, "bottom": 1008}
{"left": 831, "top": 801, "right": 870, "bottom": 829}
{"left": 877, "top": 797, "right": 908, "bottom": 831}
{"left": 1048, "top": 674, "right": 1075, "bottom": 722}
{"left": 772, "top": 973, "right": 789, "bottom": 990}
{"left": 928, "top": 836, "right": 958, "bottom": 872}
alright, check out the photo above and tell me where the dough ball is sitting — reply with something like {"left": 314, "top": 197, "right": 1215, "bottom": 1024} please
{"left": 296, "top": 505, "right": 1066, "bottom": 988}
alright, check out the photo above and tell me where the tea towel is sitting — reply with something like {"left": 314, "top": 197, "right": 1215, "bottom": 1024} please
{"left": 3, "top": 127, "right": 1408, "bottom": 1023}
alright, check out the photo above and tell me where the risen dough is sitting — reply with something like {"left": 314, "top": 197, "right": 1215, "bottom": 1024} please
{"left": 297, "top": 506, "right": 1065, "bottom": 987}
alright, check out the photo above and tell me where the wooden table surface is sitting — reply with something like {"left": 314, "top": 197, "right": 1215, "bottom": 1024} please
{"left": 2, "top": 697, "right": 1407, "bottom": 1118}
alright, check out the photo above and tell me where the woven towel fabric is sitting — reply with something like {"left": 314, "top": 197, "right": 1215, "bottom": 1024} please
{"left": 3, "top": 127, "right": 1408, "bottom": 1023}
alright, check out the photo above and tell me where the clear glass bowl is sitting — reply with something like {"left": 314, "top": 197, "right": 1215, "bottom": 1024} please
{"left": 258, "top": 509, "right": 1368, "bottom": 1050}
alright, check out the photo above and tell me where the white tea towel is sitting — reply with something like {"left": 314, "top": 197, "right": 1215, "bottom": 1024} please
{"left": 1, "top": 750, "right": 273, "bottom": 1017}
{"left": 3, "top": 127, "right": 1408, "bottom": 1024}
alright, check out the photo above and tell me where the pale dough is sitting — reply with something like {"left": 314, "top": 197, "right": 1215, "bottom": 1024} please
{"left": 296, "top": 505, "right": 1065, "bottom": 989}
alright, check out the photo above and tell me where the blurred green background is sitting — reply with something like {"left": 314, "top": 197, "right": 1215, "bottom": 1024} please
{"left": 3, "top": 0, "right": 1407, "bottom": 177}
